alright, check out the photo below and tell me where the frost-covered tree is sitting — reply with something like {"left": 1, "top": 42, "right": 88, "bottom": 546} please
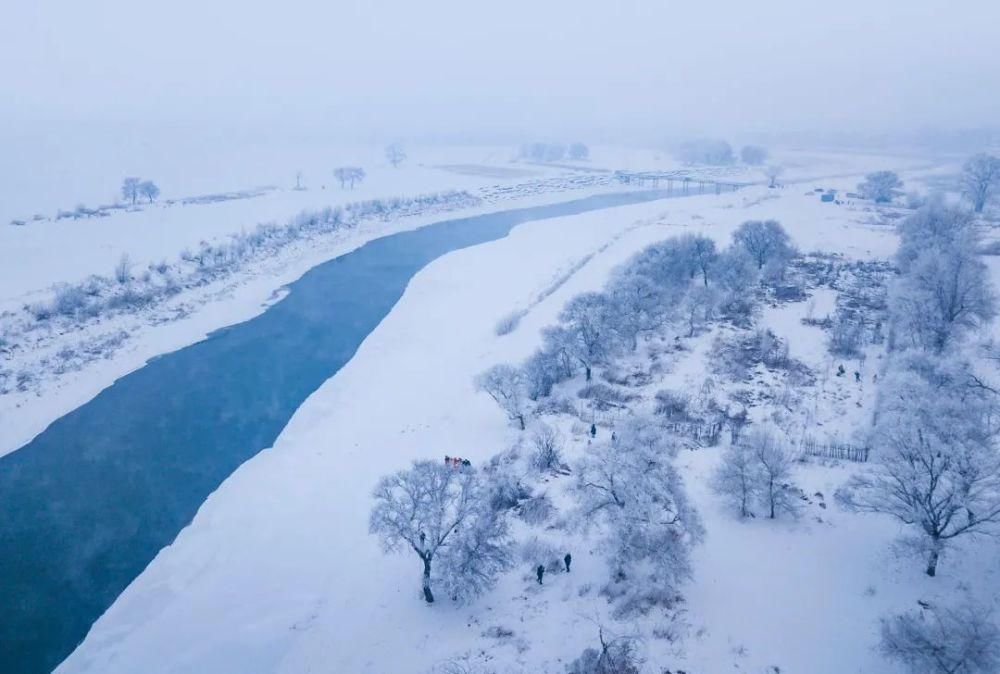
{"left": 710, "top": 248, "right": 760, "bottom": 323}
{"left": 121, "top": 177, "right": 141, "bottom": 205}
{"left": 475, "top": 364, "right": 528, "bottom": 429}
{"left": 711, "top": 441, "right": 759, "bottom": 518}
{"left": 334, "top": 166, "right": 366, "bottom": 189}
{"left": 530, "top": 422, "right": 563, "bottom": 471}
{"left": 895, "top": 200, "right": 977, "bottom": 273}
{"left": 568, "top": 142, "right": 590, "bottom": 160}
{"left": 858, "top": 170, "right": 903, "bottom": 203}
{"left": 740, "top": 144, "right": 768, "bottom": 165}
{"left": 732, "top": 219, "right": 794, "bottom": 271}
{"left": 890, "top": 244, "right": 996, "bottom": 352}
{"left": 681, "top": 285, "right": 716, "bottom": 337}
{"left": 558, "top": 292, "right": 617, "bottom": 381}
{"left": 839, "top": 354, "right": 1000, "bottom": 576}
{"left": 521, "top": 346, "right": 573, "bottom": 400}
{"left": 747, "top": 427, "right": 797, "bottom": 519}
{"left": 369, "top": 460, "right": 511, "bottom": 603}
{"left": 575, "top": 421, "right": 703, "bottom": 614}
{"left": 880, "top": 601, "right": 1000, "bottom": 673}
{"left": 682, "top": 234, "right": 718, "bottom": 287}
{"left": 676, "top": 139, "right": 734, "bottom": 166}
{"left": 960, "top": 153, "right": 1000, "bottom": 213}
{"left": 138, "top": 180, "right": 160, "bottom": 203}
{"left": 385, "top": 143, "right": 406, "bottom": 168}
{"left": 605, "top": 273, "right": 664, "bottom": 351}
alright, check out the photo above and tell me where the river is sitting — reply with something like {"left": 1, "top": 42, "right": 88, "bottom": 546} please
{"left": 0, "top": 188, "right": 697, "bottom": 673}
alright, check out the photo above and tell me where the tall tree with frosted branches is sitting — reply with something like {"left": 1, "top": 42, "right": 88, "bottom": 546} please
{"left": 369, "top": 460, "right": 511, "bottom": 603}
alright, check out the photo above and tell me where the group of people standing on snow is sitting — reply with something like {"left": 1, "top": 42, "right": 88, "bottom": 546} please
{"left": 536, "top": 553, "right": 572, "bottom": 585}
{"left": 443, "top": 455, "right": 471, "bottom": 469}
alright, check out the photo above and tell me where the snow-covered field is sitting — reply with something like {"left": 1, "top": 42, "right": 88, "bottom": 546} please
{"left": 51, "top": 151, "right": 999, "bottom": 673}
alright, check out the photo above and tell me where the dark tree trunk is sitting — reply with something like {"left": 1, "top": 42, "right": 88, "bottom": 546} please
{"left": 926, "top": 546, "right": 939, "bottom": 577}
{"left": 422, "top": 556, "right": 434, "bottom": 603}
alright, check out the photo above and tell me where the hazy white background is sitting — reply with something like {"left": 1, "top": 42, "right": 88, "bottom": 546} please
{"left": 1, "top": 1, "right": 998, "bottom": 211}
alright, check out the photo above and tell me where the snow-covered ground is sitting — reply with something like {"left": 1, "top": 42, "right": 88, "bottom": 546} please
{"left": 53, "top": 153, "right": 996, "bottom": 673}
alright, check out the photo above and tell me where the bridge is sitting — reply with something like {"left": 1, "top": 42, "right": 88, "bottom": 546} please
{"left": 613, "top": 170, "right": 749, "bottom": 194}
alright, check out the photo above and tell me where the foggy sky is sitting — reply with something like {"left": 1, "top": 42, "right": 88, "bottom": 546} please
{"left": 2, "top": 0, "right": 1000, "bottom": 142}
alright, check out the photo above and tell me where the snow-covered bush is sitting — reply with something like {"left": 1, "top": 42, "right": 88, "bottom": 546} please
{"left": 566, "top": 631, "right": 643, "bottom": 674}
{"left": 710, "top": 328, "right": 790, "bottom": 380}
{"left": 517, "top": 493, "right": 556, "bottom": 526}
{"left": 576, "top": 383, "right": 635, "bottom": 411}
{"left": 494, "top": 310, "right": 522, "bottom": 336}
{"left": 879, "top": 601, "right": 1000, "bottom": 673}
{"left": 653, "top": 390, "right": 692, "bottom": 422}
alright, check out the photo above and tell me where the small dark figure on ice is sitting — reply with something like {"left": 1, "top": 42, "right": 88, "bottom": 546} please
{"left": 854, "top": 371, "right": 861, "bottom": 383}
{"left": 564, "top": 553, "right": 572, "bottom": 572}
{"left": 590, "top": 423, "right": 597, "bottom": 438}
{"left": 536, "top": 564, "right": 545, "bottom": 585}
{"left": 836, "top": 364, "right": 845, "bottom": 377}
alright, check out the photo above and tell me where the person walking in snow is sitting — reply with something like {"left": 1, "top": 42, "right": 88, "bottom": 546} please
{"left": 564, "top": 553, "right": 572, "bottom": 573}
{"left": 536, "top": 564, "right": 545, "bottom": 585}
{"left": 854, "top": 371, "right": 861, "bottom": 383}
{"left": 590, "top": 423, "right": 597, "bottom": 438}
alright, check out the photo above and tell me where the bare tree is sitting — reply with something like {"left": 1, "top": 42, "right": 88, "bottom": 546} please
{"left": 858, "top": 170, "right": 903, "bottom": 203}
{"left": 732, "top": 219, "right": 794, "bottom": 270}
{"left": 369, "top": 460, "right": 510, "bottom": 603}
{"left": 960, "top": 153, "right": 1000, "bottom": 213}
{"left": 710, "top": 441, "right": 759, "bottom": 518}
{"left": 121, "top": 177, "right": 141, "bottom": 205}
{"left": 475, "top": 364, "right": 528, "bottom": 429}
{"left": 880, "top": 601, "right": 1000, "bottom": 673}
{"left": 138, "top": 180, "right": 160, "bottom": 203}
{"left": 385, "top": 143, "right": 407, "bottom": 168}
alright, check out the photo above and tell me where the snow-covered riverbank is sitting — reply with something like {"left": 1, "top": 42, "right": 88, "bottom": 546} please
{"left": 56, "top": 172, "right": 991, "bottom": 674}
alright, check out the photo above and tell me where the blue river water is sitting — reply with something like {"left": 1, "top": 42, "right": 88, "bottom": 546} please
{"left": 0, "top": 188, "right": 694, "bottom": 673}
